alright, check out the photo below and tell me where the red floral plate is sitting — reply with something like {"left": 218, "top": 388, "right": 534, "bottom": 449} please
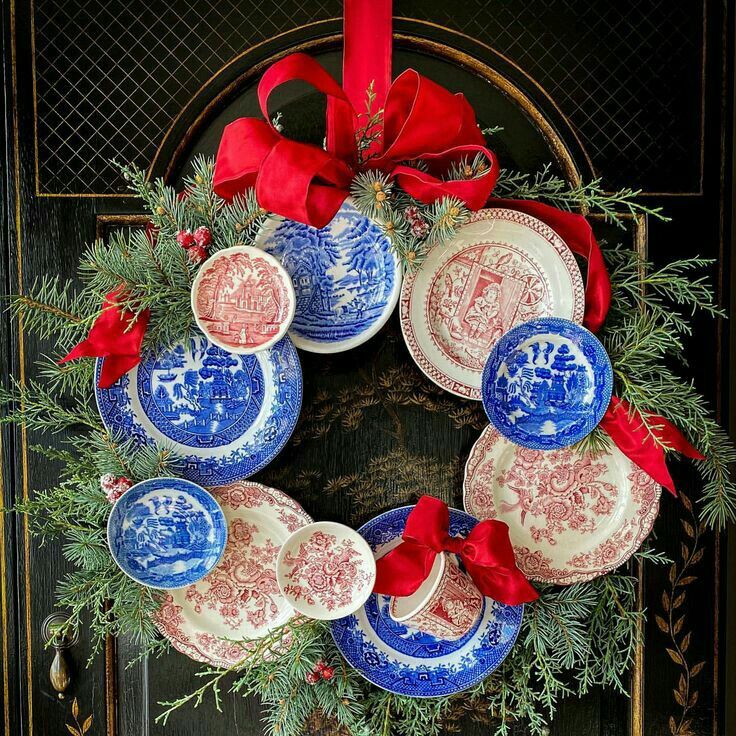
{"left": 400, "top": 208, "right": 585, "bottom": 399}
{"left": 463, "top": 425, "right": 661, "bottom": 584}
{"left": 154, "top": 481, "right": 311, "bottom": 667}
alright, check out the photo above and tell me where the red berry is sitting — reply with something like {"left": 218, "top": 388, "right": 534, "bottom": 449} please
{"left": 314, "top": 660, "right": 326, "bottom": 673}
{"left": 176, "top": 230, "right": 196, "bottom": 249}
{"left": 320, "top": 666, "right": 335, "bottom": 681}
{"left": 187, "top": 245, "right": 208, "bottom": 264}
{"left": 193, "top": 226, "right": 212, "bottom": 248}
{"left": 305, "top": 671, "right": 320, "bottom": 685}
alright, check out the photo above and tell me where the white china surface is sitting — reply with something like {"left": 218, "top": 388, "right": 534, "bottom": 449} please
{"left": 463, "top": 425, "right": 661, "bottom": 584}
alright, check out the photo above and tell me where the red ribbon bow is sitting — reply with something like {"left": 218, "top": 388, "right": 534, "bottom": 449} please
{"left": 59, "top": 289, "right": 149, "bottom": 388}
{"left": 213, "top": 4, "right": 497, "bottom": 228}
{"left": 373, "top": 496, "right": 538, "bottom": 606}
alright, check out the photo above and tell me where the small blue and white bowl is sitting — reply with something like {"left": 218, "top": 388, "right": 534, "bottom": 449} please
{"left": 107, "top": 478, "right": 227, "bottom": 589}
{"left": 482, "top": 317, "right": 613, "bottom": 450}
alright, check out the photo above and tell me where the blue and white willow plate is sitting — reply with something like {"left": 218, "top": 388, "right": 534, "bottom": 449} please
{"left": 482, "top": 317, "right": 613, "bottom": 450}
{"left": 329, "top": 506, "right": 524, "bottom": 697}
{"left": 256, "top": 198, "right": 402, "bottom": 353}
{"left": 95, "top": 333, "right": 302, "bottom": 486}
{"left": 107, "top": 477, "right": 227, "bottom": 589}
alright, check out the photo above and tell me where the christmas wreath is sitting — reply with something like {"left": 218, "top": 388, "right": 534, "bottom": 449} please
{"left": 3, "top": 3, "right": 735, "bottom": 736}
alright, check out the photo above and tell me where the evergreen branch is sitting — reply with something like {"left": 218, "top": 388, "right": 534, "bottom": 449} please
{"left": 495, "top": 164, "right": 670, "bottom": 227}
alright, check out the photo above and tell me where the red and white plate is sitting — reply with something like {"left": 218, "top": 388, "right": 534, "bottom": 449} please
{"left": 463, "top": 425, "right": 661, "bottom": 585}
{"left": 154, "top": 481, "right": 312, "bottom": 667}
{"left": 191, "top": 245, "right": 295, "bottom": 353}
{"left": 400, "top": 208, "right": 585, "bottom": 399}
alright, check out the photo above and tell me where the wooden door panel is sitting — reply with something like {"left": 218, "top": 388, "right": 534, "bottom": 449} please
{"left": 2, "top": 2, "right": 730, "bottom": 735}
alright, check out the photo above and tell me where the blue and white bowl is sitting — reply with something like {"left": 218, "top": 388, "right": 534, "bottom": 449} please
{"left": 256, "top": 198, "right": 402, "bottom": 353}
{"left": 107, "top": 478, "right": 227, "bottom": 589}
{"left": 482, "top": 317, "right": 613, "bottom": 450}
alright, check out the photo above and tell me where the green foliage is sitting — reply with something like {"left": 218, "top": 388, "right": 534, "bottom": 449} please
{"left": 495, "top": 163, "right": 670, "bottom": 227}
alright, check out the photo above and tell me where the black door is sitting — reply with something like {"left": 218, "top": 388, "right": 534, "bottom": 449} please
{"left": 2, "top": 2, "right": 732, "bottom": 735}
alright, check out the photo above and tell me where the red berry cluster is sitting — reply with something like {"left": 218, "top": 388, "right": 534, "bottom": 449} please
{"left": 176, "top": 226, "right": 212, "bottom": 264}
{"left": 100, "top": 474, "right": 133, "bottom": 503}
{"left": 305, "top": 660, "right": 335, "bottom": 684}
{"left": 404, "top": 205, "right": 429, "bottom": 238}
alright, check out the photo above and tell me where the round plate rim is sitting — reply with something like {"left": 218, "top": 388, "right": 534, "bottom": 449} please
{"left": 106, "top": 476, "right": 227, "bottom": 590}
{"left": 155, "top": 481, "right": 313, "bottom": 667}
{"left": 190, "top": 244, "right": 296, "bottom": 355}
{"left": 462, "top": 424, "right": 662, "bottom": 584}
{"left": 329, "top": 504, "right": 524, "bottom": 697}
{"left": 400, "top": 207, "right": 586, "bottom": 400}
{"left": 481, "top": 316, "right": 613, "bottom": 450}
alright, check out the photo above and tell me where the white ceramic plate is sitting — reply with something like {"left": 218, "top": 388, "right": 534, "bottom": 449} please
{"left": 463, "top": 425, "right": 661, "bottom": 585}
{"left": 401, "top": 208, "right": 585, "bottom": 399}
{"left": 154, "top": 482, "right": 312, "bottom": 667}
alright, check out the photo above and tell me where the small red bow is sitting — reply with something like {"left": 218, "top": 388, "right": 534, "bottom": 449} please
{"left": 373, "top": 496, "right": 538, "bottom": 606}
{"left": 213, "top": 52, "right": 498, "bottom": 229}
{"left": 59, "top": 289, "right": 149, "bottom": 388}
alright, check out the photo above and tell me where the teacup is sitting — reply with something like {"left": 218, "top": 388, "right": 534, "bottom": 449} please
{"left": 389, "top": 552, "right": 483, "bottom": 640}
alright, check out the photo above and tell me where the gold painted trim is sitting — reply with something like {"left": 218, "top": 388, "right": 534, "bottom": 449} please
{"left": 30, "top": 13, "right": 707, "bottom": 198}
{"left": 9, "top": 0, "right": 33, "bottom": 734}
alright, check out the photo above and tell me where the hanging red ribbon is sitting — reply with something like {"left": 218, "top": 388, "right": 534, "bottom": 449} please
{"left": 213, "top": 2, "right": 498, "bottom": 228}
{"left": 599, "top": 396, "right": 704, "bottom": 496}
{"left": 60, "top": 289, "right": 149, "bottom": 389}
{"left": 487, "top": 197, "right": 611, "bottom": 333}
{"left": 374, "top": 495, "right": 538, "bottom": 606}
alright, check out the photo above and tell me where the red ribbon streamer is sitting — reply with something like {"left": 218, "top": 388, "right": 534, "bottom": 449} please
{"left": 59, "top": 290, "right": 149, "bottom": 389}
{"left": 488, "top": 197, "right": 611, "bottom": 333}
{"left": 374, "top": 496, "right": 538, "bottom": 606}
{"left": 599, "top": 396, "right": 704, "bottom": 496}
{"left": 213, "top": 2, "right": 498, "bottom": 228}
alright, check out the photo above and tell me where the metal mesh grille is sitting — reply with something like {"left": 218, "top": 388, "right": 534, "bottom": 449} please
{"left": 34, "top": 0, "right": 703, "bottom": 194}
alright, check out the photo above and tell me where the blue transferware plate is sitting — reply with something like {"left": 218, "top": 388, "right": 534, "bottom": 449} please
{"left": 107, "top": 477, "right": 227, "bottom": 589}
{"left": 256, "top": 198, "right": 402, "bottom": 353}
{"left": 329, "top": 506, "right": 524, "bottom": 697}
{"left": 95, "top": 333, "right": 302, "bottom": 486}
{"left": 481, "top": 317, "right": 613, "bottom": 450}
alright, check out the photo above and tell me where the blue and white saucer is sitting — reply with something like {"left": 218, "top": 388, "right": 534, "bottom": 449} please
{"left": 256, "top": 198, "right": 402, "bottom": 353}
{"left": 481, "top": 317, "right": 613, "bottom": 450}
{"left": 107, "top": 477, "right": 227, "bottom": 589}
{"left": 329, "top": 506, "right": 524, "bottom": 697}
{"left": 95, "top": 332, "right": 302, "bottom": 486}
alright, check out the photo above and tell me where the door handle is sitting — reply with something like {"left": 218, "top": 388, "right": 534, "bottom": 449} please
{"left": 42, "top": 613, "right": 79, "bottom": 699}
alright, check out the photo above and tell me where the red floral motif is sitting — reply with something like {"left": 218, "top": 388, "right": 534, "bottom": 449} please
{"left": 496, "top": 446, "right": 617, "bottom": 545}
{"left": 185, "top": 517, "right": 282, "bottom": 631}
{"left": 153, "top": 482, "right": 311, "bottom": 668}
{"left": 194, "top": 248, "right": 292, "bottom": 350}
{"left": 464, "top": 426, "right": 662, "bottom": 585}
{"left": 281, "top": 531, "right": 373, "bottom": 612}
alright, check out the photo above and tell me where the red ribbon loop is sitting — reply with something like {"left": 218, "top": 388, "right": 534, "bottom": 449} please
{"left": 214, "top": 35, "right": 498, "bottom": 227}
{"left": 600, "top": 396, "right": 704, "bottom": 496}
{"left": 373, "top": 496, "right": 538, "bottom": 606}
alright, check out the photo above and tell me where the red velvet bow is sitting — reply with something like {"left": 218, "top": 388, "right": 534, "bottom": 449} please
{"left": 213, "top": 11, "right": 498, "bottom": 228}
{"left": 374, "top": 496, "right": 538, "bottom": 606}
{"left": 59, "top": 290, "right": 149, "bottom": 388}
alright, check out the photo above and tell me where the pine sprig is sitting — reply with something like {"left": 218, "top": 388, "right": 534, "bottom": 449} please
{"left": 495, "top": 164, "right": 670, "bottom": 227}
